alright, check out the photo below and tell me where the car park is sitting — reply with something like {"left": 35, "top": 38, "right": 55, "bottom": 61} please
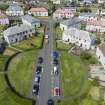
{"left": 47, "top": 99, "right": 54, "bottom": 105}
{"left": 36, "top": 66, "right": 43, "bottom": 74}
{"left": 33, "top": 84, "right": 39, "bottom": 95}
{"left": 52, "top": 87, "right": 60, "bottom": 97}
{"left": 34, "top": 76, "right": 40, "bottom": 84}
{"left": 38, "top": 57, "right": 43, "bottom": 64}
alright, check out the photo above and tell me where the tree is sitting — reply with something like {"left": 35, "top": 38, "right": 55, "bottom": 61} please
{"left": 96, "top": 38, "right": 101, "bottom": 45}
{"left": 80, "top": 52, "right": 91, "bottom": 61}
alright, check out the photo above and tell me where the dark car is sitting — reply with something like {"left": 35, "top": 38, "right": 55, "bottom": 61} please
{"left": 53, "top": 59, "right": 58, "bottom": 65}
{"left": 32, "top": 84, "right": 39, "bottom": 95}
{"left": 36, "top": 66, "right": 42, "bottom": 74}
{"left": 47, "top": 99, "right": 54, "bottom": 105}
{"left": 38, "top": 57, "right": 43, "bottom": 64}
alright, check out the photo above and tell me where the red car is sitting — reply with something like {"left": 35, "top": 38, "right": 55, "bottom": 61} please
{"left": 52, "top": 87, "right": 60, "bottom": 96}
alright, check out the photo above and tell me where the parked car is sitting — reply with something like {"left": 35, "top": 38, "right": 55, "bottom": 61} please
{"left": 47, "top": 99, "right": 54, "bottom": 105}
{"left": 52, "top": 87, "right": 60, "bottom": 97}
{"left": 38, "top": 57, "right": 43, "bottom": 64}
{"left": 53, "top": 66, "right": 58, "bottom": 75}
{"left": 34, "top": 76, "right": 40, "bottom": 84}
{"left": 53, "top": 58, "right": 58, "bottom": 65}
{"left": 36, "top": 66, "right": 43, "bottom": 74}
{"left": 32, "top": 84, "right": 39, "bottom": 95}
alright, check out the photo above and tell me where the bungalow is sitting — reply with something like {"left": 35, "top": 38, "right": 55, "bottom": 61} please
{"left": 0, "top": 11, "right": 9, "bottom": 25}
{"left": 28, "top": 7, "right": 48, "bottom": 17}
{"left": 21, "top": 15, "right": 40, "bottom": 27}
{"left": 86, "top": 18, "right": 105, "bottom": 32}
{"left": 53, "top": 7, "right": 76, "bottom": 20}
{"left": 96, "top": 43, "right": 105, "bottom": 70}
{"left": 6, "top": 4, "right": 24, "bottom": 16}
{"left": 3, "top": 24, "right": 35, "bottom": 44}
{"left": 62, "top": 28, "right": 95, "bottom": 50}
{"left": 79, "top": 13, "right": 98, "bottom": 22}
{"left": 60, "top": 17, "right": 81, "bottom": 31}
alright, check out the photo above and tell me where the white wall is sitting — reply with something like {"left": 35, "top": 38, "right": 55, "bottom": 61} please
{"left": 96, "top": 47, "right": 105, "bottom": 69}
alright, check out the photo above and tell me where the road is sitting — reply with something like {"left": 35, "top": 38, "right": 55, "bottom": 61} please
{"left": 29, "top": 20, "right": 61, "bottom": 105}
{"left": 36, "top": 20, "right": 53, "bottom": 105}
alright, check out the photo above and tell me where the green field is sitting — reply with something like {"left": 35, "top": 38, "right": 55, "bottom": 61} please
{"left": 60, "top": 51, "right": 85, "bottom": 97}
{"left": 0, "top": 55, "right": 32, "bottom": 105}
{"left": 8, "top": 50, "right": 38, "bottom": 96}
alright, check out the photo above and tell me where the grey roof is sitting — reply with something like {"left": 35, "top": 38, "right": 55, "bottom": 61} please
{"left": 79, "top": 13, "right": 97, "bottom": 17}
{"left": 7, "top": 4, "right": 23, "bottom": 11}
{"left": 21, "top": 15, "right": 40, "bottom": 23}
{"left": 60, "top": 17, "right": 81, "bottom": 27}
{"left": 4, "top": 24, "right": 34, "bottom": 36}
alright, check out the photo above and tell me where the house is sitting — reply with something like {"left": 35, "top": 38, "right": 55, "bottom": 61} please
{"left": 6, "top": 4, "right": 24, "bottom": 16}
{"left": 90, "top": 66, "right": 105, "bottom": 86}
{"left": 96, "top": 43, "right": 105, "bottom": 70}
{"left": 53, "top": 7, "right": 76, "bottom": 20}
{"left": 0, "top": 11, "right": 9, "bottom": 25}
{"left": 62, "top": 28, "right": 95, "bottom": 50}
{"left": 98, "top": 0, "right": 105, "bottom": 3}
{"left": 21, "top": 15, "right": 40, "bottom": 27}
{"left": 28, "top": 7, "right": 48, "bottom": 17}
{"left": 3, "top": 24, "right": 35, "bottom": 44}
{"left": 96, "top": 9, "right": 105, "bottom": 16}
{"left": 79, "top": 13, "right": 98, "bottom": 22}
{"left": 60, "top": 17, "right": 81, "bottom": 31}
{"left": 86, "top": 18, "right": 105, "bottom": 32}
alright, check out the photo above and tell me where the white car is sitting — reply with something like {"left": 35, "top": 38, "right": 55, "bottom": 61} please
{"left": 53, "top": 66, "right": 58, "bottom": 75}
{"left": 34, "top": 76, "right": 40, "bottom": 84}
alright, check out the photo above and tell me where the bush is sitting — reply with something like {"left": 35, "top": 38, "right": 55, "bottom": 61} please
{"left": 89, "top": 57, "right": 97, "bottom": 64}
{"left": 80, "top": 52, "right": 91, "bottom": 60}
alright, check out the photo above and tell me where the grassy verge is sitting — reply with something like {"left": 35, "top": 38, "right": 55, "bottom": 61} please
{"left": 8, "top": 50, "right": 38, "bottom": 96}
{"left": 60, "top": 51, "right": 84, "bottom": 97}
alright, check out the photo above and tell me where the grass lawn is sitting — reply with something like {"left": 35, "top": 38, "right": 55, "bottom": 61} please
{"left": 60, "top": 51, "right": 85, "bottom": 97}
{"left": 54, "top": 26, "right": 63, "bottom": 40}
{"left": 0, "top": 89, "right": 32, "bottom": 105}
{"left": 56, "top": 80, "right": 101, "bottom": 105}
{"left": 89, "top": 86, "right": 100, "bottom": 100}
{"left": 56, "top": 41, "right": 71, "bottom": 51}
{"left": 0, "top": 54, "right": 32, "bottom": 105}
{"left": 8, "top": 50, "right": 38, "bottom": 96}
{"left": 3, "top": 47, "right": 18, "bottom": 56}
